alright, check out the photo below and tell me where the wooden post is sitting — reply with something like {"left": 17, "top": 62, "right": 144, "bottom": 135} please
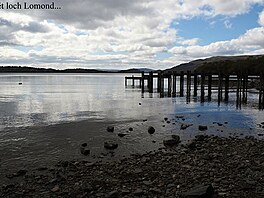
{"left": 218, "top": 73, "right": 223, "bottom": 103}
{"left": 193, "top": 71, "right": 198, "bottom": 97}
{"left": 132, "top": 75, "right": 135, "bottom": 87}
{"left": 125, "top": 77, "right": 127, "bottom": 87}
{"left": 157, "top": 72, "right": 161, "bottom": 92}
{"left": 201, "top": 74, "right": 205, "bottom": 103}
{"left": 160, "top": 72, "right": 164, "bottom": 97}
{"left": 236, "top": 74, "right": 241, "bottom": 109}
{"left": 186, "top": 70, "right": 191, "bottom": 98}
{"left": 180, "top": 71, "right": 184, "bottom": 97}
{"left": 224, "top": 75, "right": 229, "bottom": 102}
{"left": 141, "top": 72, "right": 144, "bottom": 93}
{"left": 172, "top": 71, "right": 177, "bottom": 97}
{"left": 208, "top": 74, "right": 212, "bottom": 101}
{"left": 168, "top": 73, "right": 172, "bottom": 97}
{"left": 149, "top": 72, "right": 153, "bottom": 93}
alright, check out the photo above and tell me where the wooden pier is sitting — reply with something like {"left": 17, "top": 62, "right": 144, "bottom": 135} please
{"left": 125, "top": 71, "right": 264, "bottom": 109}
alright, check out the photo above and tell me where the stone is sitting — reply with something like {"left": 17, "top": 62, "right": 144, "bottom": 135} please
{"left": 107, "top": 126, "right": 114, "bottom": 132}
{"left": 164, "top": 117, "right": 168, "bottom": 121}
{"left": 80, "top": 143, "right": 90, "bottom": 155}
{"left": 129, "top": 127, "right": 133, "bottom": 131}
{"left": 134, "top": 188, "right": 144, "bottom": 195}
{"left": 82, "top": 148, "right": 90, "bottom": 156}
{"left": 199, "top": 125, "right": 208, "bottom": 131}
{"left": 148, "top": 126, "right": 155, "bottom": 134}
{"left": 51, "top": 185, "right": 60, "bottom": 192}
{"left": 172, "top": 135, "right": 180, "bottom": 142}
{"left": 181, "top": 124, "right": 192, "bottom": 130}
{"left": 104, "top": 141, "right": 118, "bottom": 150}
{"left": 139, "top": 103, "right": 142, "bottom": 105}
{"left": 163, "top": 138, "right": 180, "bottom": 146}
{"left": 118, "top": 133, "right": 126, "bottom": 137}
{"left": 182, "top": 184, "right": 215, "bottom": 198}
{"left": 108, "top": 190, "right": 119, "bottom": 198}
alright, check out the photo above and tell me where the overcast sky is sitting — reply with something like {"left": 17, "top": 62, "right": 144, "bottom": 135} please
{"left": 0, "top": 0, "right": 264, "bottom": 70}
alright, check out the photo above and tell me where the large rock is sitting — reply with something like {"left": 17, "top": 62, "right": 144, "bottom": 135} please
{"left": 163, "top": 137, "right": 181, "bottom": 147}
{"left": 199, "top": 125, "right": 208, "bottom": 131}
{"left": 107, "top": 126, "right": 114, "bottom": 132}
{"left": 80, "top": 143, "right": 90, "bottom": 155}
{"left": 182, "top": 184, "right": 215, "bottom": 198}
{"left": 181, "top": 124, "right": 192, "bottom": 130}
{"left": 148, "top": 126, "right": 155, "bottom": 134}
{"left": 104, "top": 141, "right": 118, "bottom": 150}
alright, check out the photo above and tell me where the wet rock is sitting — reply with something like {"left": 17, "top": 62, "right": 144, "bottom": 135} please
{"left": 108, "top": 190, "right": 119, "bottom": 198}
{"left": 80, "top": 143, "right": 90, "bottom": 155}
{"left": 182, "top": 184, "right": 215, "bottom": 198}
{"left": 118, "top": 133, "right": 126, "bottom": 137}
{"left": 148, "top": 126, "right": 155, "bottom": 134}
{"left": 134, "top": 188, "right": 144, "bottom": 195}
{"left": 163, "top": 138, "right": 180, "bottom": 146}
{"left": 149, "top": 187, "right": 161, "bottom": 194}
{"left": 199, "top": 125, "right": 208, "bottom": 131}
{"left": 104, "top": 141, "right": 118, "bottom": 150}
{"left": 181, "top": 124, "right": 192, "bottom": 130}
{"left": 51, "top": 185, "right": 60, "bottom": 192}
{"left": 172, "top": 135, "right": 180, "bottom": 142}
{"left": 107, "top": 126, "right": 114, "bottom": 132}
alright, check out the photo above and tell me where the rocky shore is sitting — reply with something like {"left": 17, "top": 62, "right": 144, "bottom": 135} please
{"left": 1, "top": 135, "right": 264, "bottom": 198}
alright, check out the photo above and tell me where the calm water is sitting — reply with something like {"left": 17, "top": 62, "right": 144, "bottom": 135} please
{"left": 0, "top": 73, "right": 263, "bottom": 179}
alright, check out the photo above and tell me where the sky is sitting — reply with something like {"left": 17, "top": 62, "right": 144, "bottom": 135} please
{"left": 0, "top": 0, "right": 264, "bottom": 70}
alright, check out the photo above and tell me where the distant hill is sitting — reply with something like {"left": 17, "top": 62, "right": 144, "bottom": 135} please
{"left": 0, "top": 66, "right": 154, "bottom": 73}
{"left": 118, "top": 68, "right": 155, "bottom": 73}
{"left": 164, "top": 55, "right": 264, "bottom": 75}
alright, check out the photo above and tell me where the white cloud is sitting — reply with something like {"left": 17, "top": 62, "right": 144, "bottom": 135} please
{"left": 0, "top": 0, "right": 264, "bottom": 69}
{"left": 224, "top": 20, "right": 232, "bottom": 29}
{"left": 258, "top": 10, "right": 264, "bottom": 26}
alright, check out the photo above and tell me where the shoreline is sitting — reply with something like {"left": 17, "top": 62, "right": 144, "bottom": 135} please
{"left": 1, "top": 135, "right": 264, "bottom": 197}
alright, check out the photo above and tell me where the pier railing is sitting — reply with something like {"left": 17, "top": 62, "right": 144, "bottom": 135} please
{"left": 125, "top": 71, "right": 264, "bottom": 109}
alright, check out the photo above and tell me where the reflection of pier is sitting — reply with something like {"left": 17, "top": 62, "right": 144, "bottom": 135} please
{"left": 125, "top": 71, "right": 264, "bottom": 109}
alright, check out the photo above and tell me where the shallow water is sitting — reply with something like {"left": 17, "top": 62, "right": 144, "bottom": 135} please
{"left": 0, "top": 73, "right": 263, "bottom": 180}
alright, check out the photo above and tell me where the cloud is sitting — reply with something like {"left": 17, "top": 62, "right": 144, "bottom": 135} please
{"left": 258, "top": 10, "right": 264, "bottom": 26}
{"left": 0, "top": 0, "right": 263, "bottom": 69}
{"left": 224, "top": 20, "right": 232, "bottom": 29}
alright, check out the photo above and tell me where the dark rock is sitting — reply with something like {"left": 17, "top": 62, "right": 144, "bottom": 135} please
{"left": 108, "top": 190, "right": 119, "bottom": 198}
{"left": 143, "top": 119, "right": 147, "bottom": 122}
{"left": 167, "top": 121, "right": 171, "bottom": 124}
{"left": 181, "top": 124, "right": 192, "bottom": 130}
{"left": 148, "top": 126, "right": 155, "bottom": 134}
{"left": 82, "top": 148, "right": 90, "bottom": 156}
{"left": 195, "top": 135, "right": 208, "bottom": 141}
{"left": 164, "top": 117, "right": 168, "bottom": 121}
{"left": 163, "top": 138, "right": 180, "bottom": 146}
{"left": 129, "top": 127, "right": 133, "bottom": 131}
{"left": 199, "top": 125, "right": 208, "bottom": 131}
{"left": 104, "top": 141, "right": 118, "bottom": 150}
{"left": 182, "top": 184, "right": 215, "bottom": 198}
{"left": 134, "top": 188, "right": 144, "bottom": 195}
{"left": 118, "top": 133, "right": 126, "bottom": 137}
{"left": 80, "top": 143, "right": 90, "bottom": 155}
{"left": 139, "top": 103, "right": 141, "bottom": 105}
{"left": 172, "top": 135, "right": 180, "bottom": 142}
{"left": 18, "top": 82, "right": 22, "bottom": 85}
{"left": 107, "top": 126, "right": 114, "bottom": 132}
{"left": 149, "top": 187, "right": 161, "bottom": 194}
